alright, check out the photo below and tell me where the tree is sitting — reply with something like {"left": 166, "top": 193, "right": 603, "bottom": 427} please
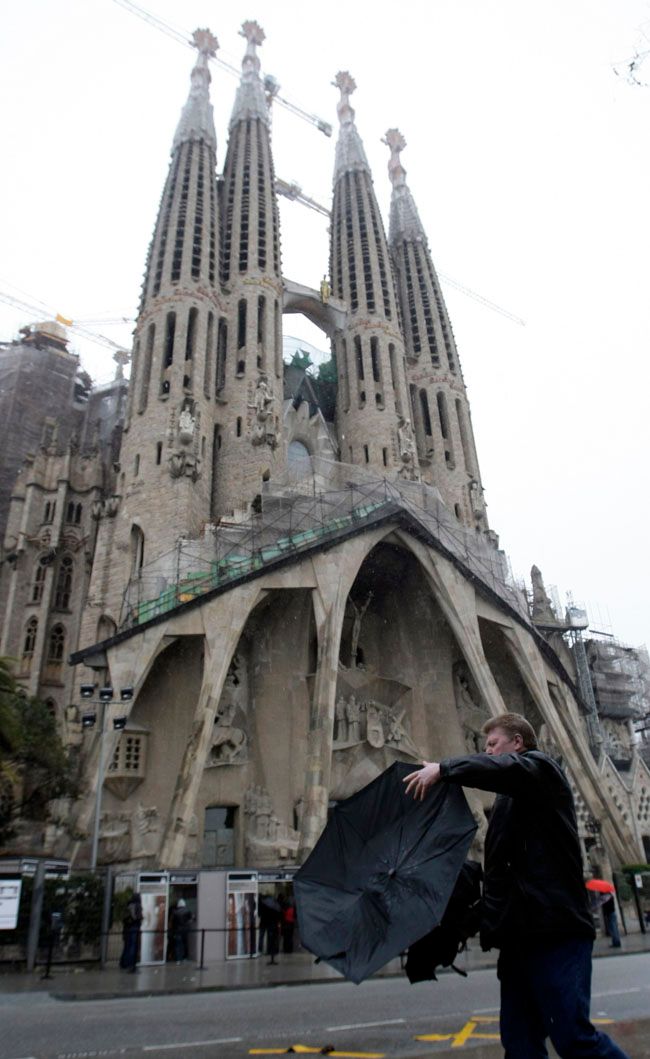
{"left": 0, "top": 657, "right": 79, "bottom": 845}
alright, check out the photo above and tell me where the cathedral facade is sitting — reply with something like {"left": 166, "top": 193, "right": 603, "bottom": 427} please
{"left": 1, "top": 22, "right": 648, "bottom": 879}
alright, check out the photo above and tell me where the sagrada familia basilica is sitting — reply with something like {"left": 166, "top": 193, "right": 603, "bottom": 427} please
{"left": 1, "top": 22, "right": 649, "bottom": 881}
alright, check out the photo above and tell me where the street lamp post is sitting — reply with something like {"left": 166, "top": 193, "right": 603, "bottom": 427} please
{"left": 80, "top": 683, "right": 133, "bottom": 871}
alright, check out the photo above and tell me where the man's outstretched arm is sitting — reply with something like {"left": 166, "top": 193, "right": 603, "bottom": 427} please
{"left": 403, "top": 761, "right": 442, "bottom": 800}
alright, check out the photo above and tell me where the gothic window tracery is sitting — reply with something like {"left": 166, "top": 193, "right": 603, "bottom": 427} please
{"left": 31, "top": 556, "right": 49, "bottom": 603}
{"left": 47, "top": 623, "right": 65, "bottom": 663}
{"left": 54, "top": 556, "right": 73, "bottom": 610}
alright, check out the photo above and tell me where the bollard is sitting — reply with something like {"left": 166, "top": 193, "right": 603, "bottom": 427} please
{"left": 26, "top": 861, "right": 46, "bottom": 973}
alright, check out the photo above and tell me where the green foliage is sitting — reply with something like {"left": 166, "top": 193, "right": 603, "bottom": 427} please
{"left": 112, "top": 886, "right": 135, "bottom": 927}
{"left": 613, "top": 871, "right": 633, "bottom": 902}
{"left": 0, "top": 872, "right": 105, "bottom": 948}
{"left": 314, "top": 356, "right": 338, "bottom": 422}
{"left": 0, "top": 657, "right": 79, "bottom": 844}
{"left": 621, "top": 863, "right": 650, "bottom": 873}
{"left": 289, "top": 348, "right": 313, "bottom": 371}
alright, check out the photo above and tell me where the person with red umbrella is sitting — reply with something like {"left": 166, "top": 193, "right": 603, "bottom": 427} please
{"left": 586, "top": 879, "right": 622, "bottom": 948}
{"left": 404, "top": 712, "right": 629, "bottom": 1059}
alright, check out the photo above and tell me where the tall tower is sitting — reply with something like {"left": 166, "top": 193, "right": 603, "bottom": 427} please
{"left": 330, "top": 74, "right": 418, "bottom": 481}
{"left": 86, "top": 28, "right": 222, "bottom": 627}
{"left": 385, "top": 130, "right": 488, "bottom": 528}
{"left": 214, "top": 21, "right": 286, "bottom": 515}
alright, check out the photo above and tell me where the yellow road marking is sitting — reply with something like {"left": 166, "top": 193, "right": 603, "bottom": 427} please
{"left": 248, "top": 1048, "right": 385, "bottom": 1058}
{"left": 416, "top": 1016, "right": 500, "bottom": 1048}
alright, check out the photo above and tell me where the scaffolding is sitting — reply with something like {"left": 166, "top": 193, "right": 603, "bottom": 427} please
{"left": 119, "top": 459, "right": 524, "bottom": 632}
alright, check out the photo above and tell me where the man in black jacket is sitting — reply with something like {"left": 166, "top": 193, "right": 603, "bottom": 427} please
{"left": 404, "top": 712, "right": 629, "bottom": 1059}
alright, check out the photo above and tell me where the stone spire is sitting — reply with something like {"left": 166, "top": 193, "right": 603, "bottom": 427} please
{"left": 333, "top": 71, "right": 370, "bottom": 180}
{"left": 229, "top": 20, "right": 269, "bottom": 129}
{"left": 173, "top": 28, "right": 219, "bottom": 152}
{"left": 113, "top": 25, "right": 223, "bottom": 608}
{"left": 384, "top": 131, "right": 488, "bottom": 529}
{"left": 329, "top": 77, "right": 417, "bottom": 481}
{"left": 214, "top": 22, "right": 285, "bottom": 516}
{"left": 384, "top": 129, "right": 425, "bottom": 243}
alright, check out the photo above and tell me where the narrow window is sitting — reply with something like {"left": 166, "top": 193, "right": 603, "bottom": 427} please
{"left": 23, "top": 617, "right": 38, "bottom": 661}
{"left": 164, "top": 312, "right": 176, "bottom": 368}
{"left": 354, "top": 336, "right": 364, "bottom": 380}
{"left": 236, "top": 417, "right": 242, "bottom": 437}
{"left": 130, "top": 525, "right": 145, "bottom": 577}
{"left": 454, "top": 503, "right": 462, "bottom": 520}
{"left": 204, "top": 311, "right": 214, "bottom": 398}
{"left": 31, "top": 556, "right": 49, "bottom": 603}
{"left": 363, "top": 444, "right": 370, "bottom": 463}
{"left": 237, "top": 298, "right": 247, "bottom": 350}
{"left": 257, "top": 295, "right": 266, "bottom": 345}
{"left": 156, "top": 442, "right": 162, "bottom": 465}
{"left": 382, "top": 447, "right": 388, "bottom": 467}
{"left": 47, "top": 623, "right": 65, "bottom": 663}
{"left": 456, "top": 398, "right": 473, "bottom": 472}
{"left": 66, "top": 501, "right": 75, "bottom": 523}
{"left": 216, "top": 318, "right": 227, "bottom": 393}
{"left": 370, "top": 337, "right": 381, "bottom": 382}
{"left": 437, "top": 391, "right": 450, "bottom": 439}
{"left": 54, "top": 556, "right": 73, "bottom": 610}
{"left": 75, "top": 503, "right": 82, "bottom": 524}
{"left": 420, "top": 389, "right": 433, "bottom": 436}
{"left": 185, "top": 306, "right": 198, "bottom": 361}
{"left": 134, "top": 453, "right": 140, "bottom": 477}
{"left": 139, "top": 323, "right": 155, "bottom": 414}
{"left": 388, "top": 343, "right": 403, "bottom": 416}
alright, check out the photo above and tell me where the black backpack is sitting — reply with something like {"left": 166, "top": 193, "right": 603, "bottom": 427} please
{"left": 405, "top": 860, "right": 483, "bottom": 983}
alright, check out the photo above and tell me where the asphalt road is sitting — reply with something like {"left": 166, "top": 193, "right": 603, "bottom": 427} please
{"left": 2, "top": 953, "right": 648, "bottom": 1059}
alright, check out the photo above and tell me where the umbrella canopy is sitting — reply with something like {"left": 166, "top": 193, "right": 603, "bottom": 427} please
{"left": 294, "top": 761, "right": 477, "bottom": 983}
{"left": 585, "top": 878, "right": 615, "bottom": 894}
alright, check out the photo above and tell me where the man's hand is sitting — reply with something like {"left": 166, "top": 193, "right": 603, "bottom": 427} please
{"left": 403, "top": 761, "right": 441, "bottom": 800}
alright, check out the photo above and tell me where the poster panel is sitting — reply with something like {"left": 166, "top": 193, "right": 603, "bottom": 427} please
{"left": 0, "top": 879, "right": 22, "bottom": 930}
{"left": 138, "top": 873, "right": 168, "bottom": 965}
{"left": 226, "top": 872, "right": 257, "bottom": 959}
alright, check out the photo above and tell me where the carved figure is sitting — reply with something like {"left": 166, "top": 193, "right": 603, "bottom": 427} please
{"left": 320, "top": 275, "right": 331, "bottom": 303}
{"left": 397, "top": 416, "right": 417, "bottom": 479}
{"left": 335, "top": 695, "right": 348, "bottom": 742}
{"left": 178, "top": 405, "right": 196, "bottom": 445}
{"left": 349, "top": 592, "right": 373, "bottom": 668}
{"left": 131, "top": 802, "right": 160, "bottom": 858}
{"left": 250, "top": 375, "right": 277, "bottom": 447}
{"left": 345, "top": 695, "right": 362, "bottom": 742}
{"left": 209, "top": 702, "right": 247, "bottom": 764}
{"left": 453, "top": 665, "right": 488, "bottom": 754}
{"left": 365, "top": 700, "right": 385, "bottom": 749}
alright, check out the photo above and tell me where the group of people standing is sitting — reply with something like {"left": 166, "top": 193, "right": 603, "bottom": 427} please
{"left": 257, "top": 893, "right": 297, "bottom": 964}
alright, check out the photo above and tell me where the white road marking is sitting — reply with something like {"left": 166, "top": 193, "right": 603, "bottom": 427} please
{"left": 592, "top": 988, "right": 643, "bottom": 998}
{"left": 143, "top": 1039, "right": 242, "bottom": 1051}
{"left": 326, "top": 1018, "right": 406, "bottom": 1031}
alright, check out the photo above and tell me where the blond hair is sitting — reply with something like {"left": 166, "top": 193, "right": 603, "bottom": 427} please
{"left": 482, "top": 712, "right": 538, "bottom": 750}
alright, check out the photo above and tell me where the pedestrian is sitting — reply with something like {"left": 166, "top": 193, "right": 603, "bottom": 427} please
{"left": 280, "top": 895, "right": 296, "bottom": 954}
{"left": 119, "top": 892, "right": 142, "bottom": 973}
{"left": 258, "top": 894, "right": 281, "bottom": 965}
{"left": 404, "top": 712, "right": 630, "bottom": 1059}
{"left": 170, "top": 898, "right": 193, "bottom": 963}
{"left": 601, "top": 893, "right": 622, "bottom": 949}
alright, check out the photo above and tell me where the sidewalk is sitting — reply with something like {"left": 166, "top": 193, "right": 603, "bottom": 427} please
{"left": 1, "top": 930, "right": 648, "bottom": 1001}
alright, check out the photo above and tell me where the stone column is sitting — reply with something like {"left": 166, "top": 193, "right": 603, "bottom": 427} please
{"left": 397, "top": 532, "right": 507, "bottom": 717}
{"left": 159, "top": 583, "right": 263, "bottom": 866}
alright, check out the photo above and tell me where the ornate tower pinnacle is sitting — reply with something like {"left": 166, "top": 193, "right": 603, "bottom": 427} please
{"left": 230, "top": 20, "right": 269, "bottom": 129}
{"left": 383, "top": 128, "right": 407, "bottom": 189}
{"left": 333, "top": 71, "right": 369, "bottom": 179}
{"left": 173, "top": 28, "right": 219, "bottom": 152}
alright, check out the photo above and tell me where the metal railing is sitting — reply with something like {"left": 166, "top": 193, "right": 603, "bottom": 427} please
{"left": 120, "top": 460, "right": 530, "bottom": 632}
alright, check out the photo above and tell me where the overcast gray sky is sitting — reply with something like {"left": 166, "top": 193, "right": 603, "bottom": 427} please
{"left": 1, "top": 0, "right": 649, "bottom": 648}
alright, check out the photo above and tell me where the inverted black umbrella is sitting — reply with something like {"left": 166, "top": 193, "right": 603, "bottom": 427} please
{"left": 294, "top": 761, "right": 477, "bottom": 983}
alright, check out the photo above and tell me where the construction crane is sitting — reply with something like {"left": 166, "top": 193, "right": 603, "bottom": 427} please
{"left": 0, "top": 288, "right": 129, "bottom": 355}
{"left": 112, "top": 0, "right": 332, "bottom": 137}
{"left": 274, "top": 182, "right": 525, "bottom": 326}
